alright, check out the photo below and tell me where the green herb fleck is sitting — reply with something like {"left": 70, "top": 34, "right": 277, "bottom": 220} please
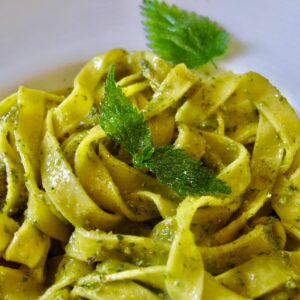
{"left": 99, "top": 65, "right": 155, "bottom": 168}
{"left": 117, "top": 234, "right": 124, "bottom": 241}
{"left": 141, "top": 0, "right": 229, "bottom": 68}
{"left": 289, "top": 185, "right": 298, "bottom": 192}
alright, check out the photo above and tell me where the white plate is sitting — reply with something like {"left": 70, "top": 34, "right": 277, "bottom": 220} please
{"left": 0, "top": 0, "right": 299, "bottom": 114}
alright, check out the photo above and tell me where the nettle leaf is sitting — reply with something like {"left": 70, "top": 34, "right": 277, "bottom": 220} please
{"left": 141, "top": 0, "right": 229, "bottom": 68}
{"left": 145, "top": 146, "right": 231, "bottom": 197}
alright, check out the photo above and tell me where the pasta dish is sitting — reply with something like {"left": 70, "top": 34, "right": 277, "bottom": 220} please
{"left": 0, "top": 49, "right": 300, "bottom": 299}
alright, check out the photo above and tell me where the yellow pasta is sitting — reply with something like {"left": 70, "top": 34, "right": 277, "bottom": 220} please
{"left": 0, "top": 49, "right": 299, "bottom": 299}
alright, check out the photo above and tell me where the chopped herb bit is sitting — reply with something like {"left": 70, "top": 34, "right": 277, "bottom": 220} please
{"left": 117, "top": 234, "right": 124, "bottom": 241}
{"left": 98, "top": 274, "right": 106, "bottom": 282}
{"left": 141, "top": 0, "right": 229, "bottom": 68}
{"left": 289, "top": 185, "right": 298, "bottom": 192}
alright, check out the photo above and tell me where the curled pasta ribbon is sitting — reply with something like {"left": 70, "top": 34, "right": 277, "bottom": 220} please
{"left": 201, "top": 218, "right": 286, "bottom": 274}
{"left": 71, "top": 260, "right": 249, "bottom": 299}
{"left": 67, "top": 196, "right": 251, "bottom": 299}
{"left": 0, "top": 212, "right": 19, "bottom": 254}
{"left": 65, "top": 227, "right": 170, "bottom": 266}
{"left": 1, "top": 88, "right": 59, "bottom": 277}
{"left": 244, "top": 72, "right": 300, "bottom": 173}
{"left": 165, "top": 196, "right": 215, "bottom": 300}
{"left": 211, "top": 106, "right": 286, "bottom": 245}
{"left": 41, "top": 109, "right": 122, "bottom": 230}
{"left": 40, "top": 256, "right": 93, "bottom": 300}
{"left": 272, "top": 148, "right": 300, "bottom": 232}
{"left": 143, "top": 63, "right": 198, "bottom": 119}
{"left": 4, "top": 218, "right": 50, "bottom": 269}
{"left": 53, "top": 48, "right": 128, "bottom": 139}
{"left": 0, "top": 112, "right": 27, "bottom": 215}
{"left": 176, "top": 72, "right": 241, "bottom": 126}
{"left": 0, "top": 266, "right": 44, "bottom": 299}
{"left": 15, "top": 87, "right": 71, "bottom": 242}
{"left": 175, "top": 125, "right": 251, "bottom": 244}
{"left": 216, "top": 251, "right": 300, "bottom": 298}
{"left": 74, "top": 127, "right": 176, "bottom": 221}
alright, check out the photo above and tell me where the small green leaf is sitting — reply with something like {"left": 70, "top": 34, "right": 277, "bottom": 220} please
{"left": 99, "top": 65, "right": 155, "bottom": 167}
{"left": 144, "top": 145, "right": 231, "bottom": 197}
{"left": 141, "top": 0, "right": 229, "bottom": 68}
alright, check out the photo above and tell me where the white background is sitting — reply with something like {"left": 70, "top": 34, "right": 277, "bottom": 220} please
{"left": 0, "top": 0, "right": 299, "bottom": 113}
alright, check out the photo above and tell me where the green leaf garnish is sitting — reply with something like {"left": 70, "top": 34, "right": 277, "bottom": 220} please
{"left": 144, "top": 146, "right": 231, "bottom": 197}
{"left": 99, "top": 66, "right": 231, "bottom": 197}
{"left": 141, "top": 0, "right": 229, "bottom": 68}
{"left": 99, "top": 65, "right": 155, "bottom": 167}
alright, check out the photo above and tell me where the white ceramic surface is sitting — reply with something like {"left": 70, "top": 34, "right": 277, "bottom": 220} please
{"left": 0, "top": 0, "right": 299, "bottom": 114}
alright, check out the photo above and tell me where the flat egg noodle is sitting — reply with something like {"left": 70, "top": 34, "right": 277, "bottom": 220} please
{"left": 0, "top": 212, "right": 19, "bottom": 253}
{"left": 53, "top": 48, "right": 128, "bottom": 139}
{"left": 175, "top": 72, "right": 241, "bottom": 126}
{"left": 39, "top": 256, "right": 92, "bottom": 299}
{"left": 71, "top": 260, "right": 163, "bottom": 299}
{"left": 147, "top": 108, "right": 176, "bottom": 148}
{"left": 177, "top": 126, "right": 251, "bottom": 244}
{"left": 165, "top": 196, "right": 253, "bottom": 300}
{"left": 165, "top": 196, "right": 212, "bottom": 300}
{"left": 72, "top": 280, "right": 162, "bottom": 300}
{"left": 221, "top": 75, "right": 259, "bottom": 144}
{"left": 4, "top": 218, "right": 50, "bottom": 268}
{"left": 65, "top": 227, "right": 170, "bottom": 266}
{"left": 216, "top": 251, "right": 300, "bottom": 298}
{"left": 201, "top": 219, "right": 286, "bottom": 274}
{"left": 0, "top": 108, "right": 27, "bottom": 215}
{"left": 72, "top": 259, "right": 248, "bottom": 300}
{"left": 41, "top": 109, "right": 122, "bottom": 230}
{"left": 143, "top": 63, "right": 198, "bottom": 119}
{"left": 272, "top": 170, "right": 300, "bottom": 228}
{"left": 211, "top": 104, "right": 285, "bottom": 245}
{"left": 128, "top": 51, "right": 172, "bottom": 90}
{"left": 0, "top": 265, "right": 44, "bottom": 299}
{"left": 15, "top": 87, "right": 71, "bottom": 242}
{"left": 245, "top": 72, "right": 300, "bottom": 173}
{"left": 98, "top": 142, "right": 180, "bottom": 202}
{"left": 75, "top": 126, "right": 172, "bottom": 221}
{"left": 0, "top": 93, "right": 17, "bottom": 117}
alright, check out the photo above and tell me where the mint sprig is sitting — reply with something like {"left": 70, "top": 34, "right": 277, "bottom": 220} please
{"left": 99, "top": 66, "right": 230, "bottom": 197}
{"left": 141, "top": 0, "right": 229, "bottom": 68}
